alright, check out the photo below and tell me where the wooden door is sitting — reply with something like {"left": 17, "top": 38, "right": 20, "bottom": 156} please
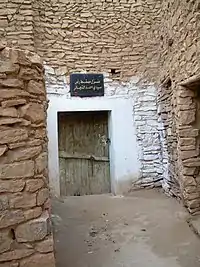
{"left": 58, "top": 111, "right": 111, "bottom": 196}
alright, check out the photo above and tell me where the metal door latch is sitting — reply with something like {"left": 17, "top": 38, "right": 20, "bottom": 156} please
{"left": 106, "top": 138, "right": 111, "bottom": 144}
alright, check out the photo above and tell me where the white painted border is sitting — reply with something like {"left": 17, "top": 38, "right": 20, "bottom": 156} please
{"left": 47, "top": 94, "right": 140, "bottom": 197}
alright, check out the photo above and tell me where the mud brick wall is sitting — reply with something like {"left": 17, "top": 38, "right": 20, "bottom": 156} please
{"left": 0, "top": 46, "right": 55, "bottom": 266}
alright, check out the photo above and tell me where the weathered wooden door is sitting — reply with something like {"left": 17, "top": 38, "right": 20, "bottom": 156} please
{"left": 58, "top": 111, "right": 111, "bottom": 196}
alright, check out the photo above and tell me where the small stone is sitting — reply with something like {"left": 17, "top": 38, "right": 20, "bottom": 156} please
{"left": 184, "top": 191, "right": 199, "bottom": 201}
{"left": 183, "top": 158, "right": 200, "bottom": 167}
{"left": 24, "top": 207, "right": 42, "bottom": 221}
{"left": 8, "top": 139, "right": 43, "bottom": 150}
{"left": 179, "top": 128, "right": 199, "bottom": 137}
{"left": 0, "top": 79, "right": 23, "bottom": 88}
{"left": 0, "top": 128, "right": 28, "bottom": 144}
{"left": 179, "top": 138, "right": 196, "bottom": 146}
{"left": 0, "top": 230, "right": 13, "bottom": 253}
{"left": 15, "top": 212, "right": 50, "bottom": 242}
{"left": 187, "top": 198, "right": 200, "bottom": 209}
{"left": 26, "top": 179, "right": 44, "bottom": 193}
{"left": 0, "top": 249, "right": 34, "bottom": 262}
{"left": 182, "top": 167, "right": 196, "bottom": 176}
{"left": 19, "top": 103, "right": 45, "bottom": 124}
{"left": 0, "top": 161, "right": 34, "bottom": 179}
{"left": 35, "top": 152, "right": 48, "bottom": 174}
{"left": 0, "top": 180, "right": 25, "bottom": 193}
{"left": 37, "top": 188, "right": 49, "bottom": 206}
{"left": 20, "top": 252, "right": 55, "bottom": 267}
{"left": 0, "top": 89, "right": 29, "bottom": 99}
{"left": 10, "top": 50, "right": 31, "bottom": 66}
{"left": 19, "top": 67, "right": 41, "bottom": 81}
{"left": 27, "top": 80, "right": 45, "bottom": 95}
{"left": 4, "top": 146, "right": 42, "bottom": 163}
{"left": 178, "top": 110, "right": 195, "bottom": 125}
{"left": 0, "top": 210, "right": 25, "bottom": 229}
{"left": 177, "top": 90, "right": 195, "bottom": 98}
{"left": 10, "top": 193, "right": 36, "bottom": 209}
{"left": 0, "top": 118, "right": 22, "bottom": 126}
{"left": 25, "top": 51, "right": 43, "bottom": 66}
{"left": 35, "top": 236, "right": 54, "bottom": 253}
{"left": 34, "top": 128, "right": 46, "bottom": 140}
{"left": 0, "top": 195, "right": 9, "bottom": 211}
{"left": 0, "top": 41, "right": 6, "bottom": 51}
{"left": 0, "top": 145, "right": 7, "bottom": 156}
{"left": 0, "top": 62, "right": 19, "bottom": 74}
{"left": 179, "top": 149, "right": 199, "bottom": 160}
{"left": 0, "top": 107, "right": 18, "bottom": 117}
{"left": 180, "top": 145, "right": 196, "bottom": 151}
{"left": 177, "top": 97, "right": 193, "bottom": 105}
{"left": 181, "top": 176, "right": 197, "bottom": 187}
{"left": 1, "top": 99, "right": 27, "bottom": 108}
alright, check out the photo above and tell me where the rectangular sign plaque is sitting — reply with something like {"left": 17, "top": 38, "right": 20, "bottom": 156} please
{"left": 70, "top": 73, "right": 104, "bottom": 97}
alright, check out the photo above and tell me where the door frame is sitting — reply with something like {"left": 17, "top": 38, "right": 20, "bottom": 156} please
{"left": 58, "top": 111, "right": 111, "bottom": 196}
{"left": 47, "top": 95, "right": 140, "bottom": 197}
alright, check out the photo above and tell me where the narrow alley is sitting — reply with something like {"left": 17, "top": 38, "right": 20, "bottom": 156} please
{"left": 52, "top": 190, "right": 200, "bottom": 267}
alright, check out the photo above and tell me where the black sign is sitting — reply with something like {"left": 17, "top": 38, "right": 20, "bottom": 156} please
{"left": 70, "top": 73, "right": 104, "bottom": 97}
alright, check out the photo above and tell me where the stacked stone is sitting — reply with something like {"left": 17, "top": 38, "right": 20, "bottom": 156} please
{"left": 158, "top": 0, "right": 200, "bottom": 212}
{"left": 176, "top": 86, "right": 200, "bottom": 213}
{"left": 0, "top": 46, "right": 55, "bottom": 266}
{"left": 0, "top": 0, "right": 34, "bottom": 52}
{"left": 33, "top": 0, "right": 161, "bottom": 81}
{"left": 130, "top": 80, "right": 163, "bottom": 188}
{"left": 157, "top": 79, "right": 180, "bottom": 198}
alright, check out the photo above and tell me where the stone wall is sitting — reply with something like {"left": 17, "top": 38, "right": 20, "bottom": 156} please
{"left": 46, "top": 65, "right": 163, "bottom": 192}
{"left": 0, "top": 0, "right": 199, "bottom": 212}
{"left": 157, "top": 0, "right": 200, "bottom": 212}
{"left": 40, "top": 0, "right": 163, "bottom": 192}
{"left": 132, "top": 81, "right": 163, "bottom": 188}
{"left": 33, "top": 0, "right": 161, "bottom": 81}
{"left": 0, "top": 0, "right": 162, "bottom": 80}
{"left": 0, "top": 0, "right": 35, "bottom": 52}
{"left": 0, "top": 46, "right": 55, "bottom": 266}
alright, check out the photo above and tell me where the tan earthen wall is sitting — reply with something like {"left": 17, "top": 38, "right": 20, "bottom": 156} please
{"left": 0, "top": 46, "right": 55, "bottom": 266}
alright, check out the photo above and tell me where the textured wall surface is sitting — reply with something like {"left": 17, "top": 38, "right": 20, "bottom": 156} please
{"left": 0, "top": 0, "right": 161, "bottom": 80}
{"left": 157, "top": 0, "right": 200, "bottom": 212}
{"left": 0, "top": 0, "right": 199, "bottom": 212}
{"left": 0, "top": 46, "right": 55, "bottom": 266}
{"left": 0, "top": 0, "right": 34, "bottom": 52}
{"left": 46, "top": 69, "right": 162, "bottom": 194}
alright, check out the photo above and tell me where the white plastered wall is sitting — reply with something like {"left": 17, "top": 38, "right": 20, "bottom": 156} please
{"left": 47, "top": 94, "right": 140, "bottom": 197}
{"left": 46, "top": 66, "right": 163, "bottom": 197}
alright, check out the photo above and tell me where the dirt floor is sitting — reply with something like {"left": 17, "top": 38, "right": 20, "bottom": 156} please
{"left": 52, "top": 189, "right": 200, "bottom": 267}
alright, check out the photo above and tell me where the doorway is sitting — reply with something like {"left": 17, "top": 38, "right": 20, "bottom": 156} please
{"left": 58, "top": 111, "right": 111, "bottom": 196}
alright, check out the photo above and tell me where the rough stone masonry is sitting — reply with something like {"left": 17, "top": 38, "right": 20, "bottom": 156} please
{"left": 0, "top": 0, "right": 199, "bottom": 214}
{"left": 0, "top": 46, "right": 55, "bottom": 266}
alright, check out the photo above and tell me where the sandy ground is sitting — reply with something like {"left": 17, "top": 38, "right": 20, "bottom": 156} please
{"left": 52, "top": 189, "right": 200, "bottom": 267}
